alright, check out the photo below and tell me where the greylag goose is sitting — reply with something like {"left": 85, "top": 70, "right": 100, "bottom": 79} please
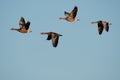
{"left": 59, "top": 6, "right": 79, "bottom": 22}
{"left": 10, "top": 17, "right": 32, "bottom": 33}
{"left": 41, "top": 32, "right": 62, "bottom": 47}
{"left": 91, "top": 20, "right": 112, "bottom": 35}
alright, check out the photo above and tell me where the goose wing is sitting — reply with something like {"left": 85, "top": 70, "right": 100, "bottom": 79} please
{"left": 103, "top": 22, "right": 109, "bottom": 32}
{"left": 97, "top": 21, "right": 103, "bottom": 35}
{"left": 98, "top": 26, "right": 103, "bottom": 35}
{"left": 64, "top": 11, "right": 70, "bottom": 17}
{"left": 25, "top": 21, "right": 30, "bottom": 30}
{"left": 47, "top": 34, "right": 52, "bottom": 40}
{"left": 70, "top": 6, "right": 78, "bottom": 18}
{"left": 19, "top": 17, "right": 25, "bottom": 28}
{"left": 52, "top": 34, "right": 59, "bottom": 47}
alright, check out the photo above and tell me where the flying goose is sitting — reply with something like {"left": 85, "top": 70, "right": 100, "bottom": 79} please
{"left": 41, "top": 32, "right": 62, "bottom": 47}
{"left": 10, "top": 17, "right": 32, "bottom": 33}
{"left": 91, "top": 20, "right": 112, "bottom": 35}
{"left": 59, "top": 6, "right": 79, "bottom": 22}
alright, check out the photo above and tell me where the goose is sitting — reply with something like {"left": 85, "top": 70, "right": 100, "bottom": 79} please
{"left": 91, "top": 20, "right": 112, "bottom": 35}
{"left": 59, "top": 6, "right": 79, "bottom": 22}
{"left": 41, "top": 32, "right": 62, "bottom": 47}
{"left": 10, "top": 17, "right": 32, "bottom": 33}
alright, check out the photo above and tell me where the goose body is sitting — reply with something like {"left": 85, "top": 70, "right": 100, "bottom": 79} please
{"left": 91, "top": 20, "right": 112, "bottom": 35}
{"left": 10, "top": 17, "right": 32, "bottom": 33}
{"left": 59, "top": 6, "right": 79, "bottom": 22}
{"left": 41, "top": 32, "right": 62, "bottom": 47}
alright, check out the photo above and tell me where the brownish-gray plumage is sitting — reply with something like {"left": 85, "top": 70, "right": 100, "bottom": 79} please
{"left": 91, "top": 20, "right": 112, "bottom": 35}
{"left": 59, "top": 6, "right": 79, "bottom": 22}
{"left": 10, "top": 17, "right": 32, "bottom": 33}
{"left": 41, "top": 32, "right": 62, "bottom": 47}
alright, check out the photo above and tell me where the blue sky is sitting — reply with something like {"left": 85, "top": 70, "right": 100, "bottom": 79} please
{"left": 0, "top": 0, "right": 120, "bottom": 80}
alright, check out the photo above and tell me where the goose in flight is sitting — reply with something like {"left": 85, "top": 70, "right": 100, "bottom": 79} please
{"left": 41, "top": 32, "right": 62, "bottom": 47}
{"left": 59, "top": 6, "right": 79, "bottom": 22}
{"left": 10, "top": 17, "right": 32, "bottom": 33}
{"left": 91, "top": 20, "right": 112, "bottom": 35}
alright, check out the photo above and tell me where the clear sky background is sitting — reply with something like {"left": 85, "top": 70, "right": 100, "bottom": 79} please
{"left": 0, "top": 0, "right": 120, "bottom": 80}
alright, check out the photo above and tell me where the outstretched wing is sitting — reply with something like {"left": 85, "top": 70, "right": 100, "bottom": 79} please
{"left": 70, "top": 6, "right": 78, "bottom": 18}
{"left": 103, "top": 22, "right": 109, "bottom": 32}
{"left": 25, "top": 21, "right": 30, "bottom": 30}
{"left": 19, "top": 17, "right": 25, "bottom": 28}
{"left": 97, "top": 21, "right": 104, "bottom": 35}
{"left": 47, "top": 34, "right": 52, "bottom": 40}
{"left": 97, "top": 22, "right": 104, "bottom": 35}
{"left": 52, "top": 34, "right": 59, "bottom": 47}
{"left": 64, "top": 11, "right": 70, "bottom": 17}
{"left": 98, "top": 26, "right": 103, "bottom": 35}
